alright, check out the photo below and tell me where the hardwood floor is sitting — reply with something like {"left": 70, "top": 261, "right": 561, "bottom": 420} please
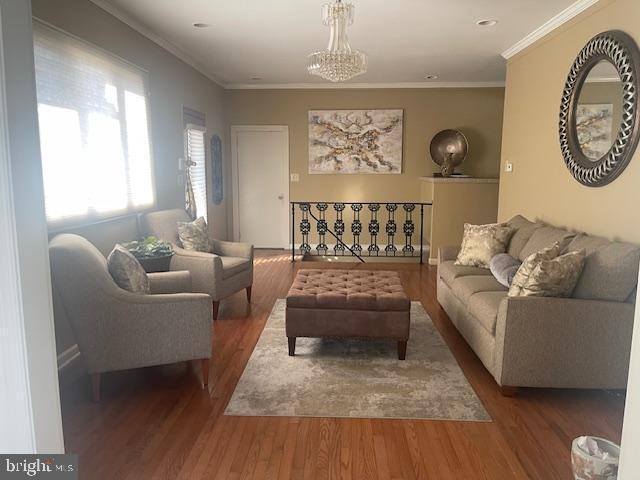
{"left": 59, "top": 250, "right": 625, "bottom": 479}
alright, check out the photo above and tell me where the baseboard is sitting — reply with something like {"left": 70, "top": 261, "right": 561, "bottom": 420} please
{"left": 57, "top": 344, "right": 80, "bottom": 371}
{"left": 428, "top": 257, "right": 438, "bottom": 266}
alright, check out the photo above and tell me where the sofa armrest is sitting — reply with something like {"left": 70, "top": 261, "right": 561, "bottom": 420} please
{"left": 148, "top": 270, "right": 192, "bottom": 294}
{"left": 438, "top": 245, "right": 460, "bottom": 264}
{"left": 494, "top": 296, "right": 635, "bottom": 388}
{"left": 211, "top": 239, "right": 254, "bottom": 261}
{"left": 84, "top": 291, "right": 212, "bottom": 373}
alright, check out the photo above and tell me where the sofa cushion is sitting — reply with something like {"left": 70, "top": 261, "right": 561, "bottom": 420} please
{"left": 518, "top": 225, "right": 576, "bottom": 261}
{"left": 566, "top": 233, "right": 610, "bottom": 255}
{"left": 468, "top": 291, "right": 507, "bottom": 335}
{"left": 506, "top": 215, "right": 541, "bottom": 258}
{"left": 455, "top": 223, "right": 515, "bottom": 268}
{"left": 572, "top": 241, "right": 640, "bottom": 302}
{"left": 439, "top": 260, "right": 492, "bottom": 287}
{"left": 452, "top": 275, "right": 507, "bottom": 304}
{"left": 221, "top": 256, "right": 251, "bottom": 279}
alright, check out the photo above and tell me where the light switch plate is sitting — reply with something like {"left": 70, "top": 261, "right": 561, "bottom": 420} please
{"left": 290, "top": 173, "right": 300, "bottom": 182}
{"left": 505, "top": 162, "right": 513, "bottom": 173}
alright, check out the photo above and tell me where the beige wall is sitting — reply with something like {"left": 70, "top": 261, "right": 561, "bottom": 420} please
{"left": 31, "top": 0, "right": 229, "bottom": 240}
{"left": 421, "top": 180, "right": 500, "bottom": 263}
{"left": 498, "top": 0, "right": 640, "bottom": 243}
{"left": 226, "top": 88, "right": 505, "bottom": 209}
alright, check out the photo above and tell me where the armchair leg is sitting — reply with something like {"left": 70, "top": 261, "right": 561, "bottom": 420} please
{"left": 200, "top": 358, "right": 210, "bottom": 388}
{"left": 91, "top": 373, "right": 101, "bottom": 402}
{"left": 246, "top": 285, "right": 252, "bottom": 302}
{"left": 213, "top": 301, "right": 220, "bottom": 320}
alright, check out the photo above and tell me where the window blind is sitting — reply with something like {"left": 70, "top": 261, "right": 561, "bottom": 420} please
{"left": 186, "top": 125, "right": 208, "bottom": 221}
{"left": 33, "top": 21, "right": 155, "bottom": 224}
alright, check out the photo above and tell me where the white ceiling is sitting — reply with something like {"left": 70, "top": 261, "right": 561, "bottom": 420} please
{"left": 92, "top": 0, "right": 586, "bottom": 88}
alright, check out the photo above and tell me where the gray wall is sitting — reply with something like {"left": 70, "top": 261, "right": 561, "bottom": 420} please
{"left": 31, "top": 0, "right": 229, "bottom": 241}
{"left": 31, "top": 0, "right": 228, "bottom": 355}
{"left": 0, "top": 0, "right": 64, "bottom": 452}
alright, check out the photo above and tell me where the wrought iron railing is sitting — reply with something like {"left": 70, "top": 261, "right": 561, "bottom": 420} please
{"left": 290, "top": 202, "right": 431, "bottom": 264}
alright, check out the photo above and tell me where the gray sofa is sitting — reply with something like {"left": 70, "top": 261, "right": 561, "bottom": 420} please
{"left": 437, "top": 215, "right": 639, "bottom": 392}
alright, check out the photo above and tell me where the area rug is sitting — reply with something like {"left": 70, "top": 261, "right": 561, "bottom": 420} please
{"left": 225, "top": 300, "right": 490, "bottom": 421}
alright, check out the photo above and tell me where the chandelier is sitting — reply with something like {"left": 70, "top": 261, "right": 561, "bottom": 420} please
{"left": 307, "top": 0, "right": 367, "bottom": 82}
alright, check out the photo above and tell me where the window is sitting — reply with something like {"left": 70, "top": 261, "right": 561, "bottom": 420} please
{"left": 33, "top": 21, "right": 154, "bottom": 224}
{"left": 185, "top": 125, "right": 208, "bottom": 221}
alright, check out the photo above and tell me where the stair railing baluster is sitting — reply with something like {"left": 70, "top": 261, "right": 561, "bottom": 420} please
{"left": 290, "top": 202, "right": 430, "bottom": 262}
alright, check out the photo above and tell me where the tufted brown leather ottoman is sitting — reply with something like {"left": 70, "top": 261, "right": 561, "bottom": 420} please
{"left": 285, "top": 269, "right": 411, "bottom": 359}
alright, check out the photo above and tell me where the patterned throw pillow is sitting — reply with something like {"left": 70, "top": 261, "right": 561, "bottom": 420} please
{"left": 508, "top": 238, "right": 571, "bottom": 296}
{"left": 517, "top": 249, "right": 587, "bottom": 297}
{"left": 177, "top": 217, "right": 211, "bottom": 252}
{"left": 509, "top": 241, "right": 563, "bottom": 296}
{"left": 107, "top": 244, "right": 150, "bottom": 294}
{"left": 455, "top": 223, "right": 515, "bottom": 269}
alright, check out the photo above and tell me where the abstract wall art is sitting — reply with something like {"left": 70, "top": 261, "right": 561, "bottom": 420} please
{"left": 308, "top": 109, "right": 403, "bottom": 174}
{"left": 576, "top": 103, "right": 614, "bottom": 160}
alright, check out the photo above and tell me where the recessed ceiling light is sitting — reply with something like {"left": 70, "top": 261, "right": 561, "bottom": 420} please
{"left": 251, "top": 76, "right": 262, "bottom": 81}
{"left": 424, "top": 74, "right": 438, "bottom": 80}
{"left": 477, "top": 19, "right": 498, "bottom": 27}
{"left": 193, "top": 22, "right": 210, "bottom": 28}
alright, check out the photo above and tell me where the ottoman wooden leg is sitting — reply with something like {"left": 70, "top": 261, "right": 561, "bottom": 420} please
{"left": 397, "top": 340, "right": 407, "bottom": 360}
{"left": 288, "top": 337, "right": 296, "bottom": 356}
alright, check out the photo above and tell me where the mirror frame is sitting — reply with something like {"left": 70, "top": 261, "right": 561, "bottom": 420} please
{"left": 559, "top": 30, "right": 640, "bottom": 187}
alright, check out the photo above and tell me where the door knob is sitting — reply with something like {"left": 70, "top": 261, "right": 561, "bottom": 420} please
{"left": 278, "top": 194, "right": 284, "bottom": 200}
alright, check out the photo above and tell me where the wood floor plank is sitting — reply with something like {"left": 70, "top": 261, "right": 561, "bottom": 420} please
{"left": 57, "top": 251, "right": 626, "bottom": 479}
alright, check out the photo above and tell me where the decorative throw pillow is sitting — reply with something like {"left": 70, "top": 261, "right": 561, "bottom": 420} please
{"left": 177, "top": 217, "right": 211, "bottom": 252}
{"left": 508, "top": 239, "right": 569, "bottom": 296}
{"left": 517, "top": 249, "right": 587, "bottom": 297}
{"left": 455, "top": 223, "right": 515, "bottom": 269}
{"left": 489, "top": 253, "right": 521, "bottom": 287}
{"left": 107, "top": 244, "right": 150, "bottom": 294}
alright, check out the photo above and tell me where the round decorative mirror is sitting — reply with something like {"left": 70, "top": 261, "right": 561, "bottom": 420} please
{"left": 559, "top": 30, "right": 640, "bottom": 187}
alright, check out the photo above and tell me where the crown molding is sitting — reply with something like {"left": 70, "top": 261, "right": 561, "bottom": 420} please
{"left": 501, "top": 0, "right": 600, "bottom": 60}
{"left": 88, "top": 0, "right": 225, "bottom": 86}
{"left": 225, "top": 81, "right": 506, "bottom": 90}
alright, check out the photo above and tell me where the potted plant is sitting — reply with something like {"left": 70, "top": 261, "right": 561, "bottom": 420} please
{"left": 122, "top": 236, "right": 175, "bottom": 273}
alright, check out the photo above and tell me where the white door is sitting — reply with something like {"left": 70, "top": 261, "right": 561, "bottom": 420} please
{"left": 232, "top": 126, "right": 289, "bottom": 248}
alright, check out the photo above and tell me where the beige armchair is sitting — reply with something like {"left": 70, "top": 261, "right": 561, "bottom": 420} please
{"left": 49, "top": 234, "right": 213, "bottom": 401}
{"left": 141, "top": 209, "right": 254, "bottom": 319}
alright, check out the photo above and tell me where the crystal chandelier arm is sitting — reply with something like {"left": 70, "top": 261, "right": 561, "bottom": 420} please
{"left": 327, "top": 8, "right": 352, "bottom": 53}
